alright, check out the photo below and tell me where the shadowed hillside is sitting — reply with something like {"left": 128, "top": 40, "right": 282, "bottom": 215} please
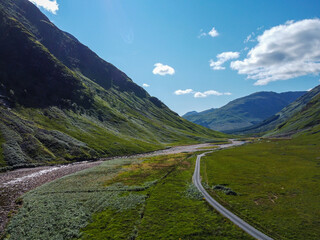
{"left": 0, "top": 0, "right": 226, "bottom": 170}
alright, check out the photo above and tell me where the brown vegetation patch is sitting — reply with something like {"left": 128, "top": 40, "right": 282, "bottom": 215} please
{"left": 178, "top": 161, "right": 191, "bottom": 170}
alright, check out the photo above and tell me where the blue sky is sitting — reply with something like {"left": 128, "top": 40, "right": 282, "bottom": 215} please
{"left": 30, "top": 0, "right": 320, "bottom": 115}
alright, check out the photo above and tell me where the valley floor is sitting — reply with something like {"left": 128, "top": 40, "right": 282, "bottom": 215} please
{"left": 2, "top": 131, "right": 319, "bottom": 239}
{"left": 201, "top": 129, "right": 320, "bottom": 239}
{"left": 0, "top": 143, "right": 215, "bottom": 235}
{"left": 2, "top": 142, "right": 251, "bottom": 240}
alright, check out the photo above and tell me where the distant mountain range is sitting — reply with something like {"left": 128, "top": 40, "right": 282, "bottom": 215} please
{"left": 0, "top": 0, "right": 225, "bottom": 170}
{"left": 183, "top": 91, "right": 306, "bottom": 132}
{"left": 233, "top": 85, "right": 320, "bottom": 136}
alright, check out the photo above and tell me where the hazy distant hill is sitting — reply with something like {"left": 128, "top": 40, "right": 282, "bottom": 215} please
{"left": 233, "top": 85, "right": 320, "bottom": 136}
{"left": 0, "top": 0, "right": 225, "bottom": 170}
{"left": 183, "top": 91, "right": 306, "bottom": 132}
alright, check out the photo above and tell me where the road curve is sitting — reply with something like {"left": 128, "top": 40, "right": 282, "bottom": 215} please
{"left": 193, "top": 141, "right": 273, "bottom": 240}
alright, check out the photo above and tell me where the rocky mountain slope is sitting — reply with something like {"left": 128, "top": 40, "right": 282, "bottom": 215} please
{"left": 0, "top": 0, "right": 225, "bottom": 170}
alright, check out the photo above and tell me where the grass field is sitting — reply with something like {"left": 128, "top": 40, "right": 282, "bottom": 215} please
{"left": 201, "top": 126, "right": 320, "bottom": 240}
{"left": 4, "top": 152, "right": 251, "bottom": 240}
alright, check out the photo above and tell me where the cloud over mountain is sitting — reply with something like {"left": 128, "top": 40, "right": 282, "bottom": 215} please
{"left": 29, "top": 0, "right": 59, "bottom": 14}
{"left": 174, "top": 89, "right": 231, "bottom": 98}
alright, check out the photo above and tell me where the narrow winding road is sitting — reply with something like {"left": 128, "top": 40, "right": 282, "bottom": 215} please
{"left": 193, "top": 141, "right": 273, "bottom": 240}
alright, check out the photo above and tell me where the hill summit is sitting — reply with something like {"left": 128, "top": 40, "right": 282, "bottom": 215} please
{"left": 183, "top": 91, "right": 306, "bottom": 132}
{"left": 0, "top": 0, "right": 224, "bottom": 170}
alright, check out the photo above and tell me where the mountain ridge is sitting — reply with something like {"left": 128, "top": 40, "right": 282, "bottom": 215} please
{"left": 232, "top": 85, "right": 320, "bottom": 136}
{"left": 0, "top": 0, "right": 226, "bottom": 170}
{"left": 183, "top": 91, "right": 306, "bottom": 132}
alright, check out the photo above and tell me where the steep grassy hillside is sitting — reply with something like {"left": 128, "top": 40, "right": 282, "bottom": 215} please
{"left": 266, "top": 87, "right": 320, "bottom": 136}
{"left": 0, "top": 0, "right": 225, "bottom": 170}
{"left": 183, "top": 91, "right": 305, "bottom": 132}
{"left": 234, "top": 85, "right": 320, "bottom": 136}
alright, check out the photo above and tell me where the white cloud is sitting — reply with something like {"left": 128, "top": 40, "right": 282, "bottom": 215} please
{"left": 29, "top": 0, "right": 59, "bottom": 14}
{"left": 194, "top": 90, "right": 231, "bottom": 98}
{"left": 198, "top": 27, "right": 219, "bottom": 38}
{"left": 208, "top": 27, "right": 219, "bottom": 38}
{"left": 231, "top": 19, "right": 320, "bottom": 86}
{"left": 210, "top": 51, "right": 240, "bottom": 70}
{"left": 174, "top": 88, "right": 231, "bottom": 98}
{"left": 198, "top": 29, "right": 207, "bottom": 38}
{"left": 244, "top": 32, "right": 255, "bottom": 43}
{"left": 142, "top": 83, "right": 150, "bottom": 87}
{"left": 244, "top": 34, "right": 252, "bottom": 43}
{"left": 174, "top": 89, "right": 193, "bottom": 95}
{"left": 307, "top": 88, "right": 313, "bottom": 91}
{"left": 152, "top": 63, "right": 175, "bottom": 76}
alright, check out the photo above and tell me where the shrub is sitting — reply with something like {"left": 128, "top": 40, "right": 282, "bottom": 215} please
{"left": 185, "top": 183, "right": 203, "bottom": 200}
{"left": 213, "top": 185, "right": 238, "bottom": 196}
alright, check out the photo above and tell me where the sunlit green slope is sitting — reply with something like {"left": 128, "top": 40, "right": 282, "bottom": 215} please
{"left": 0, "top": 0, "right": 225, "bottom": 170}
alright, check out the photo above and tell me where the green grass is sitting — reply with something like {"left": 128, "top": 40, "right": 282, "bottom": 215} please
{"left": 201, "top": 127, "right": 320, "bottom": 239}
{"left": 77, "top": 207, "right": 142, "bottom": 240}
{"left": 0, "top": 103, "right": 227, "bottom": 170}
{"left": 269, "top": 90, "right": 320, "bottom": 136}
{"left": 134, "top": 155, "right": 250, "bottom": 240}
{"left": 79, "top": 153, "right": 251, "bottom": 239}
{"left": 16, "top": 107, "right": 164, "bottom": 155}
{"left": 4, "top": 158, "right": 145, "bottom": 240}
{"left": 5, "top": 153, "right": 251, "bottom": 240}
{"left": 235, "top": 85, "right": 320, "bottom": 136}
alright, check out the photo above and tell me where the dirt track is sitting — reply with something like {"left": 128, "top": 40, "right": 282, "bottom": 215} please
{"left": 0, "top": 143, "right": 213, "bottom": 233}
